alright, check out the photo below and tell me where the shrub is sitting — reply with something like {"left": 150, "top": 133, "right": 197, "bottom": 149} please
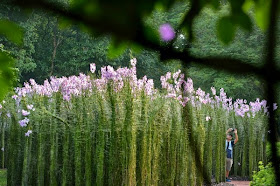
{"left": 251, "top": 161, "right": 276, "bottom": 186}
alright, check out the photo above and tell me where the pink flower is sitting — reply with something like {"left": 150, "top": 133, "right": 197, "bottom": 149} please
{"left": 173, "top": 70, "right": 181, "bottom": 81}
{"left": 184, "top": 78, "right": 194, "bottom": 93}
{"left": 90, "top": 63, "right": 96, "bottom": 73}
{"left": 29, "top": 79, "right": 36, "bottom": 86}
{"left": 159, "top": 23, "right": 175, "bottom": 41}
{"left": 19, "top": 118, "right": 29, "bottom": 127}
{"left": 22, "top": 109, "right": 30, "bottom": 116}
{"left": 25, "top": 130, "right": 32, "bottom": 137}
{"left": 130, "top": 58, "right": 137, "bottom": 67}
{"left": 27, "top": 104, "right": 34, "bottom": 110}
{"left": 211, "top": 87, "right": 216, "bottom": 95}
{"left": 12, "top": 95, "right": 18, "bottom": 100}
{"left": 273, "top": 103, "right": 278, "bottom": 111}
{"left": 165, "top": 72, "right": 171, "bottom": 80}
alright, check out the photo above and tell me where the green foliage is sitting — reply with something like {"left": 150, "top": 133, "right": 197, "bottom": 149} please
{"left": 0, "top": 18, "right": 22, "bottom": 102}
{"left": 251, "top": 162, "right": 276, "bottom": 186}
{"left": 107, "top": 41, "right": 128, "bottom": 60}
{"left": 0, "top": 51, "right": 16, "bottom": 101}
{"left": 0, "top": 19, "right": 23, "bottom": 45}
{"left": 0, "top": 169, "right": 7, "bottom": 186}
{"left": 217, "top": 16, "right": 236, "bottom": 44}
{"left": 266, "top": 142, "right": 280, "bottom": 161}
{"left": 255, "top": 0, "right": 271, "bottom": 31}
{"left": 189, "top": 6, "right": 268, "bottom": 101}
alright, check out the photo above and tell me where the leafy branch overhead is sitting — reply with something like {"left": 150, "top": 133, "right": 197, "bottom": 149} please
{"left": 11, "top": 0, "right": 279, "bottom": 80}
{"left": 0, "top": 19, "right": 23, "bottom": 101}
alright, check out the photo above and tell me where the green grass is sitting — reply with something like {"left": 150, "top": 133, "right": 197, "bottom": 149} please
{"left": 0, "top": 169, "right": 7, "bottom": 186}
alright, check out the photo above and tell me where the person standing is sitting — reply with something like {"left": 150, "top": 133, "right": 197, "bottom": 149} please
{"left": 225, "top": 128, "right": 238, "bottom": 182}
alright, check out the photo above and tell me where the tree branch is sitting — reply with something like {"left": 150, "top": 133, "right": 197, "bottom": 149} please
{"left": 12, "top": 0, "right": 280, "bottom": 82}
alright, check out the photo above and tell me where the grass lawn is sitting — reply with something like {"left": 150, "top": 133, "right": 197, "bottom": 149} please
{"left": 0, "top": 169, "right": 7, "bottom": 186}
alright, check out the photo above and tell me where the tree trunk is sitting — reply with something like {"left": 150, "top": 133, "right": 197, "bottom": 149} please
{"left": 49, "top": 29, "right": 61, "bottom": 76}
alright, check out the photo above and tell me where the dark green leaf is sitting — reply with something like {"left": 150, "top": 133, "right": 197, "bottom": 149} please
{"left": 242, "top": 0, "right": 254, "bottom": 12}
{"left": 107, "top": 41, "right": 127, "bottom": 59}
{"left": 143, "top": 25, "right": 160, "bottom": 44}
{"left": 217, "top": 16, "right": 236, "bottom": 44}
{"left": 255, "top": 0, "right": 271, "bottom": 31}
{"left": 0, "top": 19, "right": 23, "bottom": 45}
{"left": 233, "top": 12, "right": 252, "bottom": 31}
{"left": 210, "top": 0, "right": 220, "bottom": 10}
{"left": 0, "top": 51, "right": 15, "bottom": 101}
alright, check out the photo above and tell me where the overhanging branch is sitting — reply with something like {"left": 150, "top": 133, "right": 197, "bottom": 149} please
{"left": 12, "top": 0, "right": 280, "bottom": 82}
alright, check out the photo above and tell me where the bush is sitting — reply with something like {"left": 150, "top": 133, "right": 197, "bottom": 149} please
{"left": 251, "top": 161, "right": 276, "bottom": 186}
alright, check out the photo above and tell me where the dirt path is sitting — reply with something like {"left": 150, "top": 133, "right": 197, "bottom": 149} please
{"left": 230, "top": 180, "right": 250, "bottom": 186}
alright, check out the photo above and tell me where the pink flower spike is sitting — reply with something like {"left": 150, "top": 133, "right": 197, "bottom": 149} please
{"left": 159, "top": 23, "right": 175, "bottom": 41}
{"left": 90, "top": 63, "right": 96, "bottom": 73}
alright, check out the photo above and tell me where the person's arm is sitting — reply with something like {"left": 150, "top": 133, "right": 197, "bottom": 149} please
{"left": 234, "top": 129, "right": 238, "bottom": 144}
{"left": 226, "top": 128, "right": 233, "bottom": 135}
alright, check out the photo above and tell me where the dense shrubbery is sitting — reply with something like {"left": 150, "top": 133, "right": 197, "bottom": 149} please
{"left": 0, "top": 59, "right": 273, "bottom": 185}
{"left": 250, "top": 142, "right": 280, "bottom": 185}
{"left": 251, "top": 162, "right": 276, "bottom": 186}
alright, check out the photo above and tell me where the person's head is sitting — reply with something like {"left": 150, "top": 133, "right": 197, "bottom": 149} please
{"left": 226, "top": 134, "right": 233, "bottom": 140}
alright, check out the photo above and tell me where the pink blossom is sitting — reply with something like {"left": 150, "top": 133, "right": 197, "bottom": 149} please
{"left": 159, "top": 23, "right": 175, "bottom": 41}
{"left": 273, "top": 103, "right": 278, "bottom": 111}
{"left": 29, "top": 79, "right": 36, "bottom": 86}
{"left": 165, "top": 72, "right": 171, "bottom": 80}
{"left": 19, "top": 118, "right": 29, "bottom": 127}
{"left": 27, "top": 104, "right": 34, "bottom": 110}
{"left": 90, "top": 63, "right": 96, "bottom": 73}
{"left": 173, "top": 70, "right": 181, "bottom": 81}
{"left": 25, "top": 130, "right": 32, "bottom": 137}
{"left": 184, "top": 78, "right": 194, "bottom": 93}
{"left": 22, "top": 110, "right": 30, "bottom": 116}
{"left": 130, "top": 58, "right": 137, "bottom": 67}
{"left": 211, "top": 87, "right": 216, "bottom": 95}
{"left": 12, "top": 95, "right": 18, "bottom": 100}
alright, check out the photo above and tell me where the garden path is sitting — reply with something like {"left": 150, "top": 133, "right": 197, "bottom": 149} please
{"left": 230, "top": 180, "right": 250, "bottom": 186}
